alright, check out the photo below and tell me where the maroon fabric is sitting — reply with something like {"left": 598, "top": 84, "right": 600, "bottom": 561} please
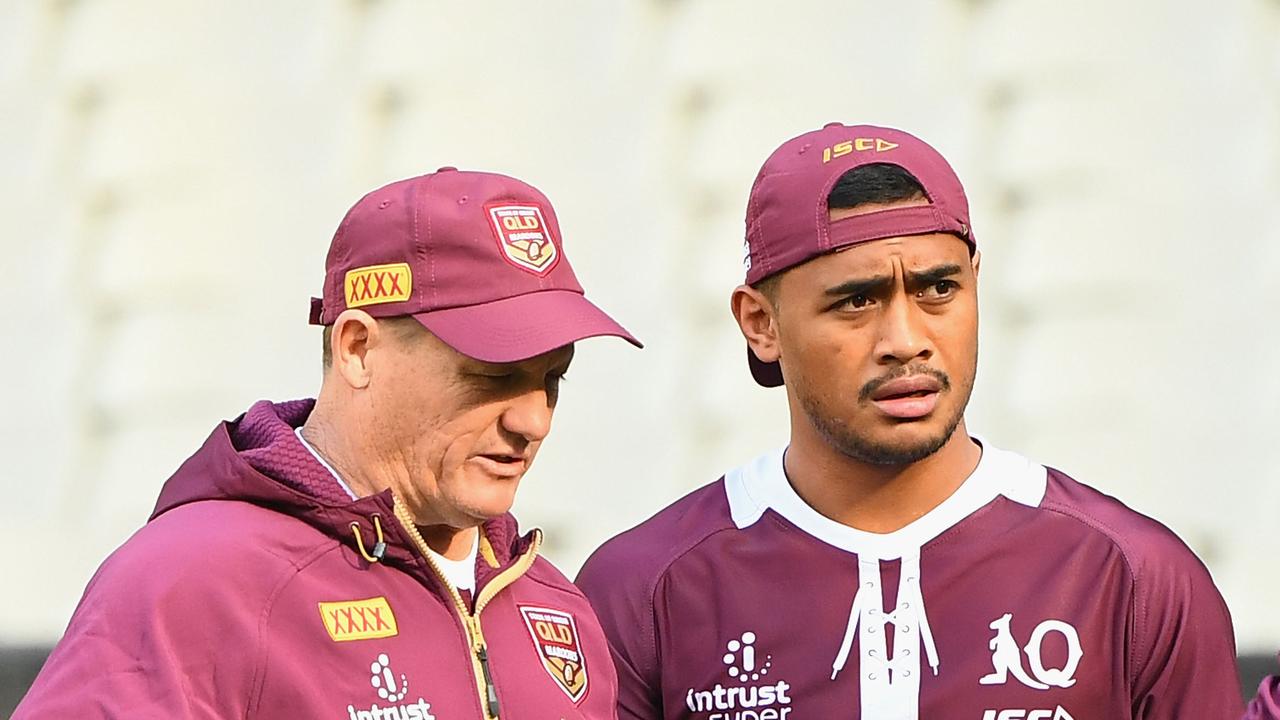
{"left": 415, "top": 289, "right": 636, "bottom": 364}
{"left": 234, "top": 398, "right": 351, "bottom": 504}
{"left": 741, "top": 123, "right": 973, "bottom": 387}
{"left": 311, "top": 168, "right": 640, "bottom": 362}
{"left": 1246, "top": 670, "right": 1280, "bottom": 719}
{"left": 577, "top": 466, "right": 1242, "bottom": 719}
{"left": 15, "top": 400, "right": 617, "bottom": 719}
{"left": 742, "top": 123, "right": 974, "bottom": 287}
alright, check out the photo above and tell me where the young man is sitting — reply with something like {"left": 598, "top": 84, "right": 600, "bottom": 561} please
{"left": 16, "top": 168, "right": 639, "bottom": 719}
{"left": 577, "top": 124, "right": 1243, "bottom": 719}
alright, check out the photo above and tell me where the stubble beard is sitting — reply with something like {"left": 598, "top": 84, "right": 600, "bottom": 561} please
{"left": 798, "top": 363, "right": 975, "bottom": 467}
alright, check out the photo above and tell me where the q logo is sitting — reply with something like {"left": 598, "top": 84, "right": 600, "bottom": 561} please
{"left": 979, "top": 614, "right": 1083, "bottom": 690}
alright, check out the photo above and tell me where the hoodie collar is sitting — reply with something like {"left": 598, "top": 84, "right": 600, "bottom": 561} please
{"left": 151, "top": 399, "right": 534, "bottom": 579}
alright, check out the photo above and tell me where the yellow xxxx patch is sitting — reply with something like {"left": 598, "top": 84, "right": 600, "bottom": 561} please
{"left": 318, "top": 597, "right": 399, "bottom": 642}
{"left": 345, "top": 263, "right": 412, "bottom": 309}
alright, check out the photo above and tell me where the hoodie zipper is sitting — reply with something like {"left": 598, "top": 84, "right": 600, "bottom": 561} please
{"left": 392, "top": 498, "right": 541, "bottom": 720}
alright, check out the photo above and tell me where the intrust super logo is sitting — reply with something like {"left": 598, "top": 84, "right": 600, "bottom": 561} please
{"left": 686, "top": 631, "right": 792, "bottom": 720}
{"left": 487, "top": 204, "right": 560, "bottom": 275}
{"left": 345, "top": 263, "right": 412, "bottom": 309}
{"left": 519, "top": 605, "right": 588, "bottom": 702}
{"left": 318, "top": 597, "right": 399, "bottom": 642}
{"left": 344, "top": 652, "right": 435, "bottom": 720}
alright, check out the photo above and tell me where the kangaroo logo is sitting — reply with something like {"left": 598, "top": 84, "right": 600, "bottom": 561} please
{"left": 979, "top": 614, "right": 1082, "bottom": 690}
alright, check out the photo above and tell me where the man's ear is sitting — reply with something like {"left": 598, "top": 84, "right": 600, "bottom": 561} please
{"left": 971, "top": 249, "right": 981, "bottom": 278}
{"left": 730, "top": 284, "right": 781, "bottom": 364}
{"left": 330, "top": 309, "right": 380, "bottom": 390}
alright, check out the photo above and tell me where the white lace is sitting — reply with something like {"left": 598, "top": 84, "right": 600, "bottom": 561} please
{"left": 830, "top": 553, "right": 939, "bottom": 717}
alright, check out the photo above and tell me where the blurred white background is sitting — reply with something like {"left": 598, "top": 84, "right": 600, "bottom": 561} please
{"left": 1, "top": 0, "right": 1277, "bottom": 659}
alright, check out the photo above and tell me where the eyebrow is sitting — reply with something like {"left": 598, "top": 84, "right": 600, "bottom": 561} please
{"left": 823, "top": 263, "right": 964, "bottom": 297}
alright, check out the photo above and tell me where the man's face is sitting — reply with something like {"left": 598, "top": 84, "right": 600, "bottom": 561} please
{"left": 368, "top": 325, "right": 573, "bottom": 528}
{"left": 771, "top": 216, "right": 979, "bottom": 466}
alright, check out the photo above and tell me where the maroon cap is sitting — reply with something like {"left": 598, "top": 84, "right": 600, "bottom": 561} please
{"left": 743, "top": 123, "right": 975, "bottom": 386}
{"left": 310, "top": 168, "right": 641, "bottom": 362}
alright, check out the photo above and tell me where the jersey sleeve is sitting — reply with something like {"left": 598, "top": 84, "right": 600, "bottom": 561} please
{"left": 1127, "top": 537, "right": 1244, "bottom": 719}
{"left": 576, "top": 543, "right": 665, "bottom": 720}
{"left": 13, "top": 528, "right": 269, "bottom": 718}
{"left": 1245, "top": 668, "right": 1280, "bottom": 720}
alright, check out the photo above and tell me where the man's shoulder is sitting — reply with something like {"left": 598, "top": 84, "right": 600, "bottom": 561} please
{"left": 1035, "top": 467, "right": 1215, "bottom": 589}
{"left": 100, "top": 499, "right": 325, "bottom": 601}
{"left": 577, "top": 478, "right": 735, "bottom": 595}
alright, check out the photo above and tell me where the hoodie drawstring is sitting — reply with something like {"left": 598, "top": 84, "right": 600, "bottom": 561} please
{"left": 350, "top": 514, "right": 386, "bottom": 563}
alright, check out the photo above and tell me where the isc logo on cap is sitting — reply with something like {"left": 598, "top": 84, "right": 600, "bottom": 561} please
{"left": 822, "top": 137, "right": 899, "bottom": 163}
{"left": 487, "top": 204, "right": 560, "bottom": 276}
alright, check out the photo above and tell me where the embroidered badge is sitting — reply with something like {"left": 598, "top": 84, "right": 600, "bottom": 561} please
{"left": 519, "top": 605, "right": 588, "bottom": 702}
{"left": 317, "top": 596, "right": 399, "bottom": 642}
{"left": 486, "top": 204, "right": 560, "bottom": 275}
{"left": 344, "top": 263, "right": 412, "bottom": 309}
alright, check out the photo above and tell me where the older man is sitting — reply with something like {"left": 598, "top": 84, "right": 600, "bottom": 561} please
{"left": 16, "top": 168, "right": 639, "bottom": 719}
{"left": 577, "top": 124, "right": 1242, "bottom": 719}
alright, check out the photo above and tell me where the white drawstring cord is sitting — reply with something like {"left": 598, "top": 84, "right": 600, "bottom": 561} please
{"left": 831, "top": 574, "right": 869, "bottom": 680}
{"left": 901, "top": 554, "right": 939, "bottom": 676}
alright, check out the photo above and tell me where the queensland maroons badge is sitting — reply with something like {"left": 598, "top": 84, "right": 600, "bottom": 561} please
{"left": 518, "top": 605, "right": 588, "bottom": 702}
{"left": 487, "top": 204, "right": 560, "bottom": 275}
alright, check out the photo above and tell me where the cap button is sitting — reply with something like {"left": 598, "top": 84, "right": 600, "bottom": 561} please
{"left": 823, "top": 122, "right": 843, "bottom": 129}
{"left": 436, "top": 166, "right": 458, "bottom": 172}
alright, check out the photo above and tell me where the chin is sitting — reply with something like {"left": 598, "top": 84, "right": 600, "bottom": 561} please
{"left": 813, "top": 406, "right": 963, "bottom": 467}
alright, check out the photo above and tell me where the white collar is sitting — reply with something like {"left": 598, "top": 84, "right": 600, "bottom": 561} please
{"left": 723, "top": 437, "right": 1047, "bottom": 560}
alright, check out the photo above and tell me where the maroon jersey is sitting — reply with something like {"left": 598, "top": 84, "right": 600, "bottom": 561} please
{"left": 578, "top": 441, "right": 1242, "bottom": 720}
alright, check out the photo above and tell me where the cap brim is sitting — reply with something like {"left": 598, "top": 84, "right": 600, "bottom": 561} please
{"left": 747, "top": 347, "right": 784, "bottom": 387}
{"left": 413, "top": 289, "right": 641, "bottom": 363}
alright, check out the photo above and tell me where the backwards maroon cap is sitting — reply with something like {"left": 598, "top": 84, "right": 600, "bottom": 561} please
{"left": 310, "top": 167, "right": 640, "bottom": 362}
{"left": 743, "top": 123, "right": 975, "bottom": 386}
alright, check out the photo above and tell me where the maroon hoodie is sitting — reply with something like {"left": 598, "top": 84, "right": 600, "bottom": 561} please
{"left": 1246, "top": 670, "right": 1280, "bottom": 719}
{"left": 15, "top": 400, "right": 617, "bottom": 720}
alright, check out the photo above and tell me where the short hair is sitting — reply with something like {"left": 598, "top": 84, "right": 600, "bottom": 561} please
{"left": 827, "top": 162, "right": 927, "bottom": 209}
{"left": 321, "top": 317, "right": 426, "bottom": 370}
{"left": 750, "top": 163, "right": 927, "bottom": 304}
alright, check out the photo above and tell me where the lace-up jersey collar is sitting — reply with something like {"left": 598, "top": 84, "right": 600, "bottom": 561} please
{"left": 723, "top": 438, "right": 1048, "bottom": 719}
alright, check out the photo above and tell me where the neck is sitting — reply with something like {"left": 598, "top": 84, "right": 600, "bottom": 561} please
{"left": 301, "top": 393, "right": 481, "bottom": 561}
{"left": 299, "top": 395, "right": 401, "bottom": 500}
{"left": 419, "top": 524, "right": 479, "bottom": 562}
{"left": 784, "top": 419, "right": 982, "bottom": 534}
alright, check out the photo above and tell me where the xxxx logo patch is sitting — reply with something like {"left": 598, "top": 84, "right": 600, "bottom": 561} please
{"left": 345, "top": 263, "right": 412, "bottom": 309}
{"left": 519, "top": 605, "right": 588, "bottom": 703}
{"left": 318, "top": 596, "right": 399, "bottom": 642}
{"left": 486, "top": 204, "right": 560, "bottom": 275}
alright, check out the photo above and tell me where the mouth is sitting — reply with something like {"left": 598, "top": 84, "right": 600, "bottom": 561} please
{"left": 868, "top": 376, "right": 943, "bottom": 420}
{"left": 470, "top": 453, "right": 528, "bottom": 478}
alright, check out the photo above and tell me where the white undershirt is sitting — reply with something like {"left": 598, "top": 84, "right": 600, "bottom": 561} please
{"left": 294, "top": 427, "right": 478, "bottom": 592}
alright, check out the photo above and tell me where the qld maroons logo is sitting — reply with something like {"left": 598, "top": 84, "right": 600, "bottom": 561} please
{"left": 519, "top": 605, "right": 588, "bottom": 702}
{"left": 980, "top": 613, "right": 1083, "bottom": 690}
{"left": 487, "top": 204, "right": 560, "bottom": 275}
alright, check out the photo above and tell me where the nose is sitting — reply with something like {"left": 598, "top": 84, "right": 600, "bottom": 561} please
{"left": 499, "top": 388, "right": 554, "bottom": 444}
{"left": 874, "top": 295, "right": 933, "bottom": 366}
